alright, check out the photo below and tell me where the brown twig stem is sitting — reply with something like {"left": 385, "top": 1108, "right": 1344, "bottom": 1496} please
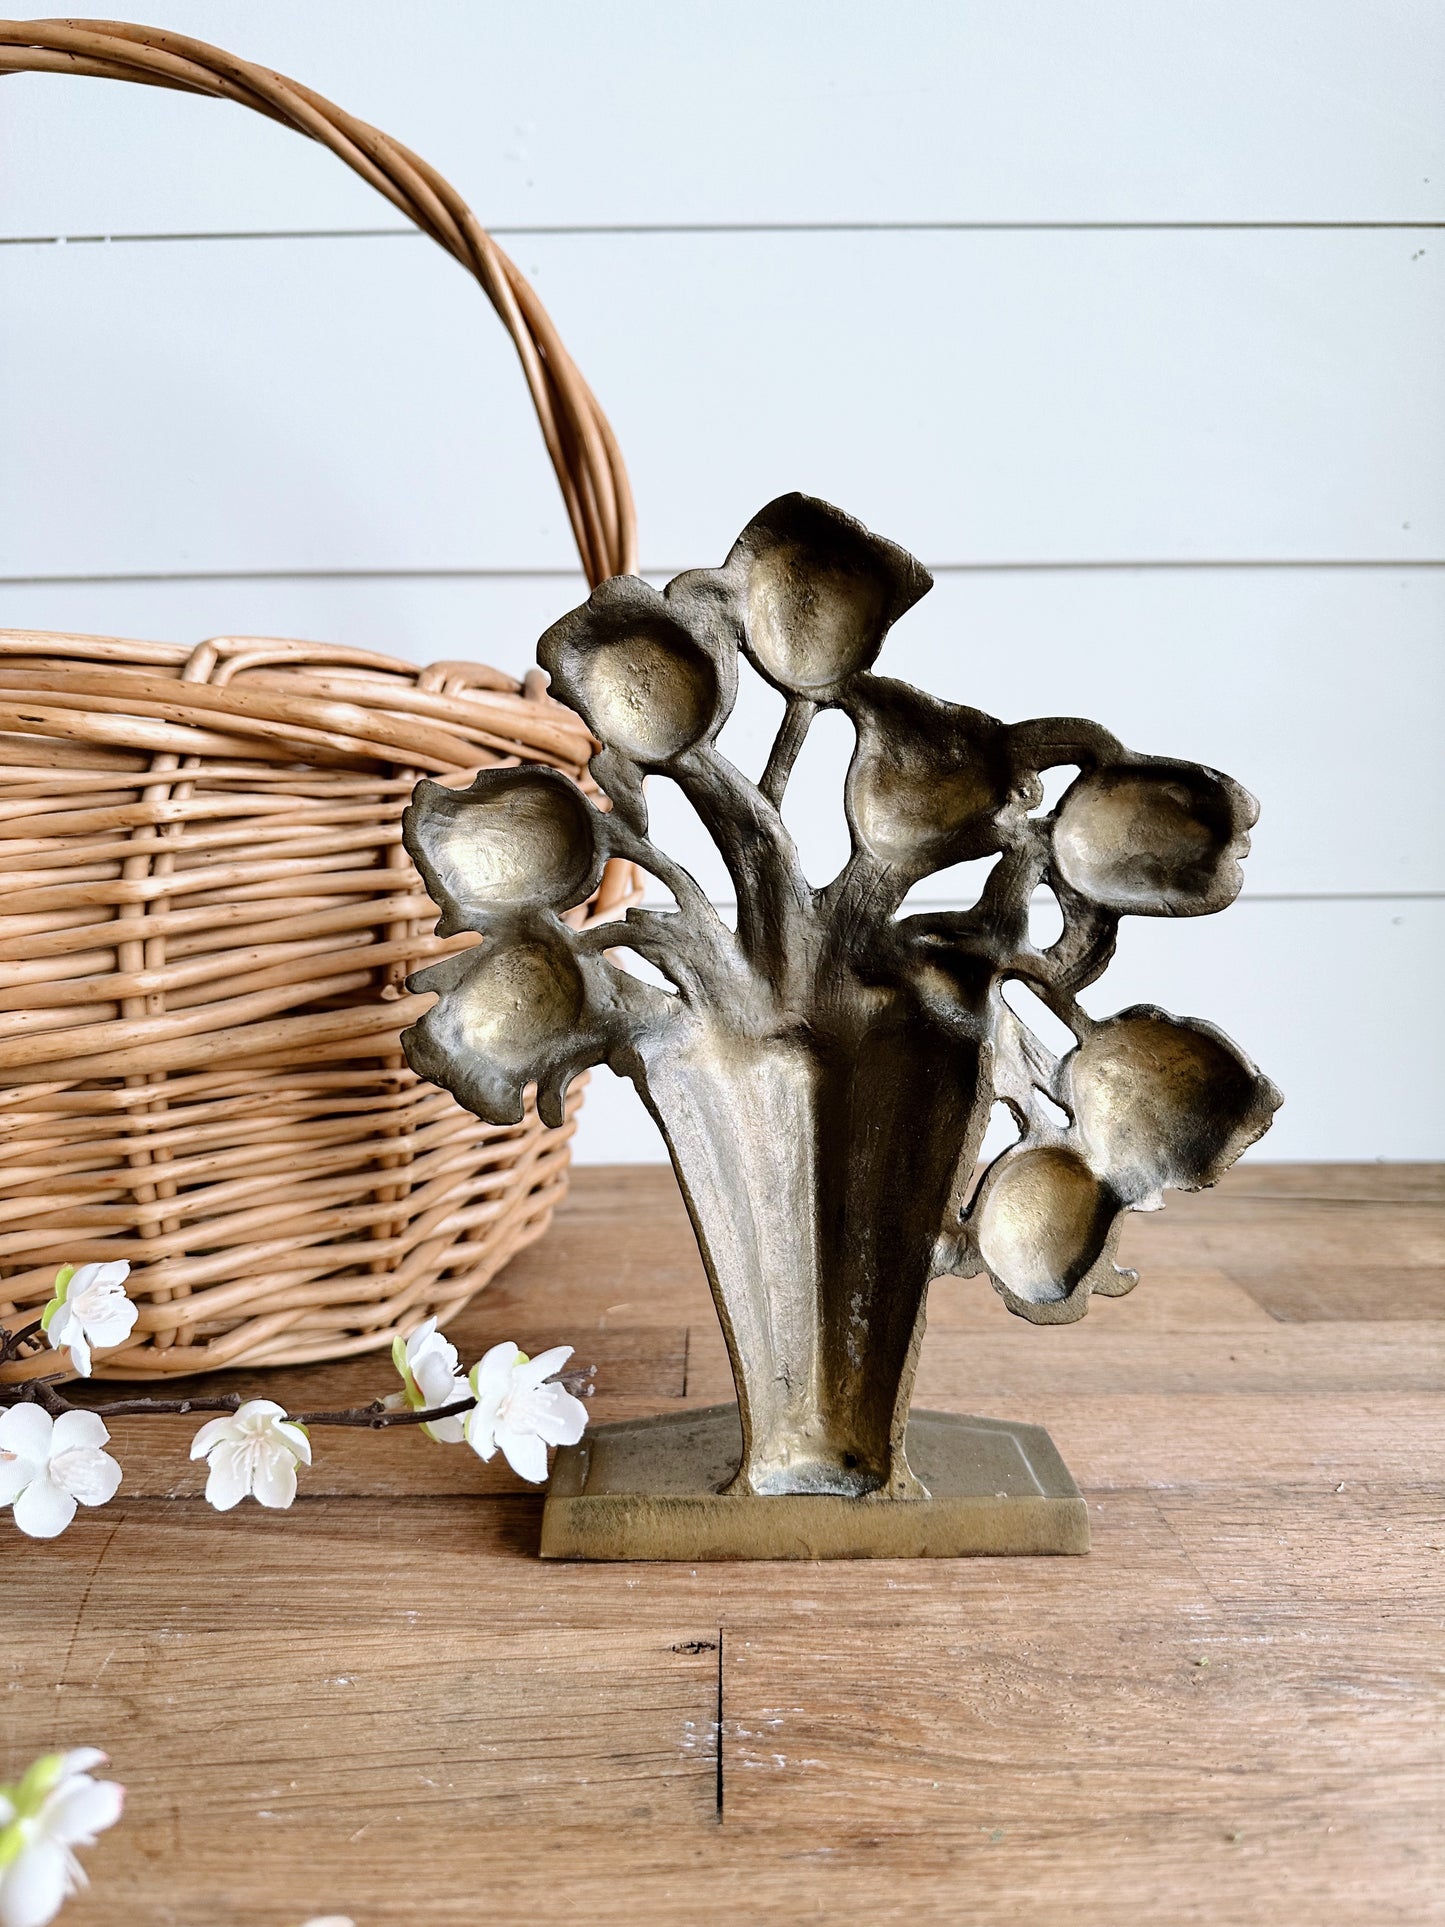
{"left": 0, "top": 1319, "right": 45, "bottom": 1365}
{"left": 0, "top": 1332, "right": 594, "bottom": 1431}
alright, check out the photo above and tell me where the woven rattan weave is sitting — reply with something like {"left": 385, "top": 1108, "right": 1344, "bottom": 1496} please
{"left": 0, "top": 20, "right": 641, "bottom": 1378}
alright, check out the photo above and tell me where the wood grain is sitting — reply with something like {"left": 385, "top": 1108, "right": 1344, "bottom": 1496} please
{"left": 4, "top": 1162, "right": 1442, "bottom": 1926}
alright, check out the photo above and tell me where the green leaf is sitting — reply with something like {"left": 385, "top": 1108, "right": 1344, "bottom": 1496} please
{"left": 11, "top": 1753, "right": 63, "bottom": 1820}
{"left": 40, "top": 1265, "right": 76, "bottom": 1331}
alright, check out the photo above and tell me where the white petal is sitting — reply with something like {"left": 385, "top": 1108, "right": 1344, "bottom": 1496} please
{"left": 0, "top": 1839, "right": 72, "bottom": 1927}
{"left": 421, "top": 1413, "right": 467, "bottom": 1446}
{"left": 49, "top": 1410, "right": 110, "bottom": 1456}
{"left": 202, "top": 1441, "right": 251, "bottom": 1510}
{"left": 463, "top": 1408, "right": 497, "bottom": 1461}
{"left": 514, "top": 1345, "right": 574, "bottom": 1393}
{"left": 424, "top": 1329, "right": 462, "bottom": 1373}
{"left": 189, "top": 1415, "right": 241, "bottom": 1459}
{"left": 412, "top": 1349, "right": 461, "bottom": 1407}
{"left": 45, "top": 1303, "right": 78, "bottom": 1354}
{"left": 525, "top": 1384, "right": 589, "bottom": 1447}
{"left": 51, "top": 1447, "right": 122, "bottom": 1509}
{"left": 232, "top": 1399, "right": 290, "bottom": 1432}
{"left": 404, "top": 1316, "right": 438, "bottom": 1360}
{"left": 55, "top": 1751, "right": 106, "bottom": 1778}
{"left": 65, "top": 1332, "right": 93, "bottom": 1378}
{"left": 250, "top": 1449, "right": 298, "bottom": 1510}
{"left": 472, "top": 1341, "right": 523, "bottom": 1405}
{"left": 0, "top": 1406, "right": 53, "bottom": 1459}
{"left": 12, "top": 1474, "right": 79, "bottom": 1539}
{"left": 41, "top": 1776, "right": 124, "bottom": 1847}
{"left": 468, "top": 1386, "right": 503, "bottom": 1433}
{"left": 87, "top": 1261, "right": 132, "bottom": 1292}
{"left": 77, "top": 1302, "right": 138, "bottom": 1350}
{"left": 272, "top": 1422, "right": 311, "bottom": 1466}
{"left": 0, "top": 1453, "right": 34, "bottom": 1509}
{"left": 438, "top": 1372, "right": 472, "bottom": 1410}
{"left": 498, "top": 1428, "right": 550, "bottom": 1483}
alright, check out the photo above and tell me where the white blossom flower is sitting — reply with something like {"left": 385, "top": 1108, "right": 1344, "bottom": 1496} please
{"left": 41, "top": 1262, "right": 137, "bottom": 1377}
{"left": 464, "top": 1342, "right": 587, "bottom": 1483}
{"left": 189, "top": 1400, "right": 311, "bottom": 1511}
{"left": 0, "top": 1408, "right": 122, "bottom": 1540}
{"left": 0, "top": 1748, "right": 124, "bottom": 1927}
{"left": 389, "top": 1317, "right": 469, "bottom": 1443}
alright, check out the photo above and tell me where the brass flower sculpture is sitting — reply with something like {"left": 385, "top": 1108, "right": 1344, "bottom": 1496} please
{"left": 403, "top": 495, "right": 1280, "bottom": 1560}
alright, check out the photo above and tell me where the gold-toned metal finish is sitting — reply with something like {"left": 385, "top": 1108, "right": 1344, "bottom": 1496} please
{"left": 541, "top": 1406, "right": 1089, "bottom": 1561}
{"left": 403, "top": 496, "right": 1280, "bottom": 1554}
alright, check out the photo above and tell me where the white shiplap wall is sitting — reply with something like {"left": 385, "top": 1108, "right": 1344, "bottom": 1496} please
{"left": 2, "top": 0, "right": 1441, "bottom": 1161}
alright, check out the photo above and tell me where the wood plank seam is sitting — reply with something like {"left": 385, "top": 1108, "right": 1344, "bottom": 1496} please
{"left": 716, "top": 1628, "right": 725, "bottom": 1823}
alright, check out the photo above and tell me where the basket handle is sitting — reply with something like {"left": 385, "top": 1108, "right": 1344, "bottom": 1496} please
{"left": 0, "top": 15, "right": 638, "bottom": 588}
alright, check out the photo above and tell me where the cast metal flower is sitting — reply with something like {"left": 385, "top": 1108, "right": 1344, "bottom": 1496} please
{"left": 402, "top": 494, "right": 1280, "bottom": 1501}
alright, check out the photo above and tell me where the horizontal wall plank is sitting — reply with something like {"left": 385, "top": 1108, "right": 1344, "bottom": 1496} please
{"left": 2, "top": 1, "right": 1442, "bottom": 234}
{"left": 2, "top": 229, "right": 1440, "bottom": 575}
{"left": 574, "top": 899, "right": 1445, "bottom": 1163}
{"left": 5, "top": 567, "right": 1439, "bottom": 896}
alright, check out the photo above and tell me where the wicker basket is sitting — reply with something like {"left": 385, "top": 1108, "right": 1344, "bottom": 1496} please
{"left": 0, "top": 20, "right": 642, "bottom": 1379}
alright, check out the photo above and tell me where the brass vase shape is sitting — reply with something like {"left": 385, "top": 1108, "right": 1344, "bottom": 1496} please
{"left": 402, "top": 496, "right": 1280, "bottom": 1558}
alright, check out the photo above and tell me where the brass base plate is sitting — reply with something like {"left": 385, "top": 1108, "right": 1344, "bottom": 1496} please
{"left": 540, "top": 1404, "right": 1089, "bottom": 1561}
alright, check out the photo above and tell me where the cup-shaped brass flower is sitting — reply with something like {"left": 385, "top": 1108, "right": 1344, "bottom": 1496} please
{"left": 405, "top": 767, "right": 605, "bottom": 930}
{"left": 844, "top": 679, "right": 1016, "bottom": 884}
{"left": 540, "top": 577, "right": 735, "bottom": 768}
{"left": 974, "top": 1146, "right": 1119, "bottom": 1312}
{"left": 728, "top": 493, "right": 931, "bottom": 700}
{"left": 403, "top": 494, "right": 1281, "bottom": 1505}
{"left": 966, "top": 1006, "right": 1279, "bottom": 1322}
{"left": 1051, "top": 762, "right": 1254, "bottom": 916}
{"left": 1066, "top": 1009, "right": 1280, "bottom": 1200}
{"left": 406, "top": 932, "right": 595, "bottom": 1128}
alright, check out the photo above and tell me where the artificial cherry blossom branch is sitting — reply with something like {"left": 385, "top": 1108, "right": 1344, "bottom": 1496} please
{"left": 0, "top": 1269, "right": 592, "bottom": 1539}
{"left": 0, "top": 1378, "right": 590, "bottom": 1429}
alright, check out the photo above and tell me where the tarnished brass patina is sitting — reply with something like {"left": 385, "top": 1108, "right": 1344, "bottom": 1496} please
{"left": 403, "top": 495, "right": 1281, "bottom": 1559}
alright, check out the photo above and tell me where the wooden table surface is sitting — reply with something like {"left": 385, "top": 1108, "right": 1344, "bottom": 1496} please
{"left": 5, "top": 1163, "right": 1443, "bottom": 1926}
